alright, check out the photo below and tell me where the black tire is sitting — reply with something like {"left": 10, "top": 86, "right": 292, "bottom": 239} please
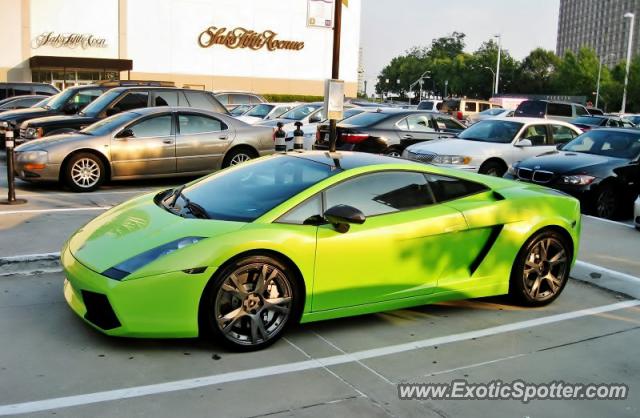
{"left": 200, "top": 255, "right": 302, "bottom": 351}
{"left": 592, "top": 185, "right": 619, "bottom": 220}
{"left": 509, "top": 229, "right": 571, "bottom": 307}
{"left": 222, "top": 147, "right": 258, "bottom": 168}
{"left": 385, "top": 146, "right": 403, "bottom": 157}
{"left": 45, "top": 128, "right": 76, "bottom": 137}
{"left": 479, "top": 160, "right": 507, "bottom": 177}
{"left": 63, "top": 152, "right": 106, "bottom": 192}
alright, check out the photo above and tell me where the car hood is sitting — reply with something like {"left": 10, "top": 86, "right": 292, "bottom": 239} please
{"left": 257, "top": 118, "right": 288, "bottom": 128}
{"left": 23, "top": 114, "right": 96, "bottom": 127}
{"left": 67, "top": 193, "right": 247, "bottom": 275}
{"left": 407, "top": 138, "right": 504, "bottom": 156}
{"left": 236, "top": 115, "right": 261, "bottom": 124}
{"left": 0, "top": 107, "right": 49, "bottom": 122}
{"left": 516, "top": 151, "right": 629, "bottom": 173}
{"left": 15, "top": 133, "right": 97, "bottom": 151}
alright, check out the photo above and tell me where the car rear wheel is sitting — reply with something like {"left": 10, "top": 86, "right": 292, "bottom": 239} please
{"left": 385, "top": 147, "right": 403, "bottom": 157}
{"left": 479, "top": 160, "right": 506, "bottom": 177}
{"left": 202, "top": 255, "right": 301, "bottom": 351}
{"left": 593, "top": 186, "right": 619, "bottom": 220}
{"left": 64, "top": 153, "right": 105, "bottom": 192}
{"left": 222, "top": 148, "right": 257, "bottom": 168}
{"left": 510, "top": 230, "right": 571, "bottom": 306}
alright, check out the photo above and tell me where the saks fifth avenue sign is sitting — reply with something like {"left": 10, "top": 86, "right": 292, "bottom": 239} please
{"left": 198, "top": 26, "right": 305, "bottom": 51}
{"left": 32, "top": 32, "right": 108, "bottom": 49}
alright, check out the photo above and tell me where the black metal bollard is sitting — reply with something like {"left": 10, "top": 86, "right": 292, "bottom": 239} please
{"left": 274, "top": 122, "right": 286, "bottom": 153}
{"left": 293, "top": 122, "right": 304, "bottom": 151}
{"left": 2, "top": 128, "right": 27, "bottom": 205}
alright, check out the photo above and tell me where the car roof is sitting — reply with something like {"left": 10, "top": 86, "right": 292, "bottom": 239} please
{"left": 280, "top": 151, "right": 416, "bottom": 171}
{"left": 484, "top": 116, "right": 574, "bottom": 125}
{"left": 126, "top": 106, "right": 222, "bottom": 117}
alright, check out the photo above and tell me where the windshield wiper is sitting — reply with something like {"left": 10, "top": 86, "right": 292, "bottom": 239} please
{"left": 163, "top": 185, "right": 210, "bottom": 219}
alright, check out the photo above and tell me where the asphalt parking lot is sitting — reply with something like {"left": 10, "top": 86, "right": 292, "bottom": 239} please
{"left": 1, "top": 154, "right": 639, "bottom": 418}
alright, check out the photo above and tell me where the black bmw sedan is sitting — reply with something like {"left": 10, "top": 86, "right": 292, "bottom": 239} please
{"left": 506, "top": 128, "right": 640, "bottom": 219}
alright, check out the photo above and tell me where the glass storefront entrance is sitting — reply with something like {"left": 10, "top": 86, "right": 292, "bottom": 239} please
{"left": 32, "top": 69, "right": 120, "bottom": 90}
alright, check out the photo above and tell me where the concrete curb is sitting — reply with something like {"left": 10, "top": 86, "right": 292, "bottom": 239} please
{"left": 570, "top": 260, "right": 640, "bottom": 299}
{"left": 0, "top": 252, "right": 61, "bottom": 277}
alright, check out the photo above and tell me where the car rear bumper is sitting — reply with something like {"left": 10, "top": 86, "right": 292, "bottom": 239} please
{"left": 62, "top": 245, "right": 210, "bottom": 338}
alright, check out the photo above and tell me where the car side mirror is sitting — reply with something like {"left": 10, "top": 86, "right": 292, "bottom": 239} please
{"left": 516, "top": 139, "right": 533, "bottom": 147}
{"left": 309, "top": 115, "right": 321, "bottom": 124}
{"left": 324, "top": 204, "right": 366, "bottom": 233}
{"left": 556, "top": 143, "right": 565, "bottom": 150}
{"left": 115, "top": 128, "right": 134, "bottom": 139}
{"left": 63, "top": 102, "right": 79, "bottom": 114}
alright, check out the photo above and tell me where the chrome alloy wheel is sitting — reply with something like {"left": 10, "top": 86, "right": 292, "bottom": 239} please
{"left": 229, "top": 153, "right": 251, "bottom": 166}
{"left": 215, "top": 263, "right": 292, "bottom": 346}
{"left": 70, "top": 157, "right": 101, "bottom": 189}
{"left": 523, "top": 237, "right": 568, "bottom": 300}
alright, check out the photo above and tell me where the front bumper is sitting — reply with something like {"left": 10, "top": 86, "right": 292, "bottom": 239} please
{"left": 62, "top": 245, "right": 213, "bottom": 338}
{"left": 14, "top": 160, "right": 60, "bottom": 182}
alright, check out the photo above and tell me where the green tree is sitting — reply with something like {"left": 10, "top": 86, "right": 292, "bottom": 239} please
{"left": 516, "top": 48, "right": 561, "bottom": 94}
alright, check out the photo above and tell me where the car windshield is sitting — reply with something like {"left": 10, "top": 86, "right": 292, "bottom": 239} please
{"left": 245, "top": 104, "right": 275, "bottom": 118}
{"left": 280, "top": 104, "right": 322, "bottom": 120}
{"left": 81, "top": 111, "right": 139, "bottom": 136}
{"left": 572, "top": 116, "right": 604, "bottom": 125}
{"left": 33, "top": 97, "right": 51, "bottom": 108}
{"left": 44, "top": 89, "right": 76, "bottom": 111}
{"left": 180, "top": 155, "right": 338, "bottom": 222}
{"left": 562, "top": 130, "right": 640, "bottom": 159}
{"left": 79, "top": 90, "right": 121, "bottom": 117}
{"left": 458, "top": 120, "right": 524, "bottom": 143}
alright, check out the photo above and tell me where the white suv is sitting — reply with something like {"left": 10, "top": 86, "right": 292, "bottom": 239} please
{"left": 402, "top": 117, "right": 582, "bottom": 176}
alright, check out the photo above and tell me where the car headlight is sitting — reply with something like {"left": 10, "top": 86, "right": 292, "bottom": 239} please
{"left": 16, "top": 150, "right": 48, "bottom": 163}
{"left": 0, "top": 121, "right": 8, "bottom": 129}
{"left": 23, "top": 127, "right": 44, "bottom": 139}
{"left": 559, "top": 174, "right": 595, "bottom": 185}
{"left": 432, "top": 155, "right": 472, "bottom": 165}
{"left": 102, "top": 236, "right": 205, "bottom": 280}
{"left": 507, "top": 164, "right": 517, "bottom": 176}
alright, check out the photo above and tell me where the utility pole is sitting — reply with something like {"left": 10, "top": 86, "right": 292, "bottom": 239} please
{"left": 494, "top": 34, "right": 502, "bottom": 95}
{"left": 328, "top": 0, "right": 342, "bottom": 152}
{"left": 621, "top": 12, "right": 635, "bottom": 114}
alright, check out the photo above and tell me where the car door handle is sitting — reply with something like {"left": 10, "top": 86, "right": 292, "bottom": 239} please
{"left": 402, "top": 134, "right": 413, "bottom": 139}
{"left": 163, "top": 139, "right": 173, "bottom": 144}
{"left": 219, "top": 135, "right": 229, "bottom": 140}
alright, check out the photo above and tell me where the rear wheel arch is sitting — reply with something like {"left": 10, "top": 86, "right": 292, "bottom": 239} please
{"left": 197, "top": 249, "right": 307, "bottom": 337}
{"left": 221, "top": 144, "right": 259, "bottom": 168}
{"left": 479, "top": 158, "right": 508, "bottom": 176}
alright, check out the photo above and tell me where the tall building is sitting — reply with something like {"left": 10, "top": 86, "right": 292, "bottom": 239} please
{"left": 0, "top": 0, "right": 362, "bottom": 96}
{"left": 556, "top": 0, "right": 640, "bottom": 67}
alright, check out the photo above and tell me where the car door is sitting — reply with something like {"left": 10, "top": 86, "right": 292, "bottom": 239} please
{"left": 432, "top": 114, "right": 465, "bottom": 136}
{"left": 508, "top": 123, "right": 556, "bottom": 165}
{"left": 312, "top": 170, "right": 469, "bottom": 311}
{"left": 110, "top": 113, "right": 176, "bottom": 177}
{"left": 175, "top": 112, "right": 233, "bottom": 173}
{"left": 395, "top": 114, "right": 441, "bottom": 146}
{"left": 548, "top": 124, "right": 579, "bottom": 147}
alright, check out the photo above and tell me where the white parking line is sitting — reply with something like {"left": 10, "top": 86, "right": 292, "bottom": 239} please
{"left": 0, "top": 207, "right": 111, "bottom": 215}
{"left": 12, "top": 189, "right": 155, "bottom": 197}
{"left": 584, "top": 215, "right": 635, "bottom": 229}
{"left": 0, "top": 300, "right": 638, "bottom": 416}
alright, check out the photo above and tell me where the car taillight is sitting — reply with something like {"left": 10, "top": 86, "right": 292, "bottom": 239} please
{"left": 456, "top": 111, "right": 463, "bottom": 120}
{"left": 341, "top": 133, "right": 369, "bottom": 144}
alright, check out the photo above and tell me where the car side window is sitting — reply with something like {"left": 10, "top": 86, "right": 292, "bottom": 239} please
{"left": 465, "top": 102, "right": 477, "bottom": 112}
{"left": 575, "top": 105, "right": 589, "bottom": 116}
{"left": 479, "top": 102, "right": 490, "bottom": 111}
{"left": 521, "top": 124, "right": 549, "bottom": 146}
{"left": 276, "top": 195, "right": 323, "bottom": 225}
{"left": 128, "top": 115, "right": 172, "bottom": 138}
{"left": 435, "top": 115, "right": 463, "bottom": 130}
{"left": 325, "top": 171, "right": 435, "bottom": 217}
{"left": 178, "top": 113, "right": 227, "bottom": 134}
{"left": 427, "top": 174, "right": 488, "bottom": 202}
{"left": 154, "top": 91, "right": 178, "bottom": 107}
{"left": 551, "top": 125, "right": 578, "bottom": 144}
{"left": 406, "top": 115, "right": 435, "bottom": 132}
{"left": 72, "top": 89, "right": 104, "bottom": 107}
{"left": 547, "top": 103, "right": 572, "bottom": 117}
{"left": 114, "top": 92, "right": 149, "bottom": 112}
{"left": 185, "top": 91, "right": 221, "bottom": 112}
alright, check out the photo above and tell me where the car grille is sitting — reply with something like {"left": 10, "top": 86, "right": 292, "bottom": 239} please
{"left": 518, "top": 167, "right": 554, "bottom": 184}
{"left": 407, "top": 151, "right": 437, "bottom": 163}
{"left": 19, "top": 128, "right": 26, "bottom": 139}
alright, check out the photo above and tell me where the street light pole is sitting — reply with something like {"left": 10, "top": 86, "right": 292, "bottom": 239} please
{"left": 494, "top": 34, "right": 502, "bottom": 95}
{"left": 621, "top": 12, "right": 635, "bottom": 114}
{"left": 328, "top": 0, "right": 342, "bottom": 153}
{"left": 595, "top": 59, "right": 603, "bottom": 109}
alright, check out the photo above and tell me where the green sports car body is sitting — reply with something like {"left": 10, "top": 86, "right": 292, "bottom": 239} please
{"left": 62, "top": 151, "right": 581, "bottom": 350}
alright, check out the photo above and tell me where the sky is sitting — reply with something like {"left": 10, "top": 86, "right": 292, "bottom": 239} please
{"left": 359, "top": 0, "right": 560, "bottom": 91}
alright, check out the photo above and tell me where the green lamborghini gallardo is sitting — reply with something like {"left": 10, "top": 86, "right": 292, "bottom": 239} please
{"left": 62, "top": 151, "right": 581, "bottom": 350}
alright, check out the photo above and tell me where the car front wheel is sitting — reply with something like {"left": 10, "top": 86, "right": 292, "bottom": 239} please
{"left": 510, "top": 230, "right": 571, "bottom": 306}
{"left": 202, "top": 255, "right": 301, "bottom": 351}
{"left": 64, "top": 153, "right": 105, "bottom": 192}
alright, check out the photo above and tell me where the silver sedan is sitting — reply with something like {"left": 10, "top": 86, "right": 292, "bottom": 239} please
{"left": 14, "top": 107, "right": 275, "bottom": 192}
